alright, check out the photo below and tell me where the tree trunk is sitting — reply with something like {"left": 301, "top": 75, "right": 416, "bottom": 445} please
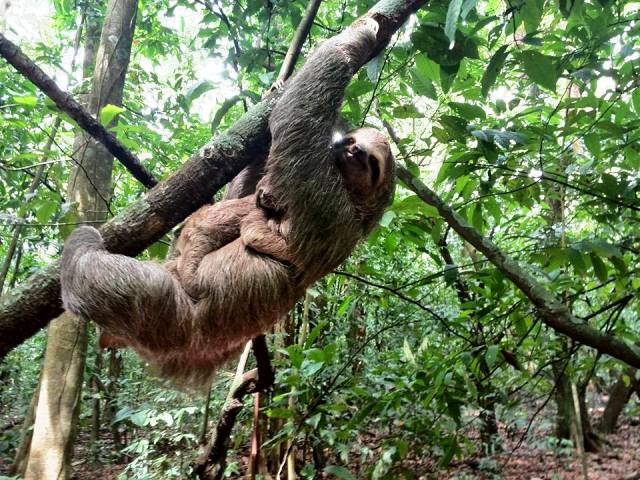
{"left": 553, "top": 360, "right": 573, "bottom": 440}
{"left": 599, "top": 369, "right": 638, "bottom": 434}
{"left": 106, "top": 349, "right": 124, "bottom": 453}
{"left": 9, "top": 378, "right": 40, "bottom": 476}
{"left": 24, "top": 313, "right": 89, "bottom": 480}
{"left": 552, "top": 360, "right": 602, "bottom": 453}
{"left": 24, "top": 1, "right": 136, "bottom": 478}
{"left": 577, "top": 381, "right": 602, "bottom": 453}
{"left": 90, "top": 335, "right": 103, "bottom": 446}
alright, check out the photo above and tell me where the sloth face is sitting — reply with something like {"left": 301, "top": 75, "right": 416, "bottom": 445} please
{"left": 333, "top": 127, "right": 393, "bottom": 200}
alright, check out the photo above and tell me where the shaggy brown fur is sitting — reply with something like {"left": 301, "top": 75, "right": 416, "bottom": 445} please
{"left": 60, "top": 19, "right": 395, "bottom": 386}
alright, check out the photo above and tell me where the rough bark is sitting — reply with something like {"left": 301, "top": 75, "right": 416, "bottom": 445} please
{"left": 24, "top": 313, "right": 89, "bottom": 480}
{"left": 553, "top": 358, "right": 573, "bottom": 440}
{"left": 0, "top": 0, "right": 426, "bottom": 357}
{"left": 398, "top": 167, "right": 640, "bottom": 368}
{"left": 24, "top": 1, "right": 135, "bottom": 478}
{"left": 599, "top": 368, "right": 639, "bottom": 434}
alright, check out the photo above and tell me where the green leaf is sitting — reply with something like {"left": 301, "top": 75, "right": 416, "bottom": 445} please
{"left": 411, "top": 25, "right": 478, "bottom": 68}
{"left": 393, "top": 104, "right": 423, "bottom": 119}
{"left": 590, "top": 253, "right": 608, "bottom": 283}
{"left": 305, "top": 413, "right": 322, "bottom": 428}
{"left": 449, "top": 101, "right": 486, "bottom": 120}
{"left": 584, "top": 133, "right": 601, "bottom": 157}
{"left": 445, "top": 0, "right": 464, "bottom": 45}
{"left": 568, "top": 248, "right": 587, "bottom": 273}
{"left": 415, "top": 54, "right": 440, "bottom": 82}
{"left": 632, "top": 89, "right": 640, "bottom": 115}
{"left": 13, "top": 95, "right": 38, "bottom": 108}
{"left": 210, "top": 96, "right": 241, "bottom": 131}
{"left": 486, "top": 345, "right": 500, "bottom": 368}
{"left": 147, "top": 240, "right": 169, "bottom": 259}
{"left": 610, "top": 256, "right": 628, "bottom": 275}
{"left": 267, "top": 407, "right": 294, "bottom": 419}
{"left": 379, "top": 210, "right": 396, "bottom": 227}
{"left": 324, "top": 466, "right": 356, "bottom": 480}
{"left": 520, "top": 51, "right": 559, "bottom": 91}
{"left": 460, "top": 0, "right": 478, "bottom": 20}
{"left": 471, "top": 203, "right": 483, "bottom": 232}
{"left": 481, "top": 45, "right": 509, "bottom": 98}
{"left": 58, "top": 202, "right": 79, "bottom": 240}
{"left": 411, "top": 69, "right": 437, "bottom": 99}
{"left": 366, "top": 52, "right": 385, "bottom": 82}
{"left": 521, "top": 0, "right": 543, "bottom": 34}
{"left": 439, "top": 115, "right": 468, "bottom": 139}
{"left": 99, "top": 104, "right": 125, "bottom": 126}
{"left": 346, "top": 79, "right": 375, "bottom": 97}
{"left": 589, "top": 240, "right": 622, "bottom": 258}
{"left": 304, "top": 320, "right": 328, "bottom": 347}
{"left": 184, "top": 80, "right": 215, "bottom": 109}
{"left": 485, "top": 197, "right": 501, "bottom": 223}
{"left": 439, "top": 435, "right": 458, "bottom": 466}
{"left": 36, "top": 201, "right": 57, "bottom": 224}
{"left": 301, "top": 351, "right": 325, "bottom": 376}
{"left": 130, "top": 410, "right": 150, "bottom": 427}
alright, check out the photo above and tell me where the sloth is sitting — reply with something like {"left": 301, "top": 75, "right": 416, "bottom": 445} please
{"left": 61, "top": 18, "right": 395, "bottom": 386}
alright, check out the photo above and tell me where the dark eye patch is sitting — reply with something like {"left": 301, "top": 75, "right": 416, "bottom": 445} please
{"left": 368, "top": 155, "right": 380, "bottom": 186}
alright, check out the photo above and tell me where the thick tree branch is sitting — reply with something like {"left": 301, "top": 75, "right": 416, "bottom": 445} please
{"left": 0, "top": 32, "right": 158, "bottom": 189}
{"left": 397, "top": 167, "right": 640, "bottom": 368}
{"left": 0, "top": 0, "right": 426, "bottom": 358}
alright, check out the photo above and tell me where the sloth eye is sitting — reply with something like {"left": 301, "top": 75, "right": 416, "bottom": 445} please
{"left": 368, "top": 155, "right": 380, "bottom": 186}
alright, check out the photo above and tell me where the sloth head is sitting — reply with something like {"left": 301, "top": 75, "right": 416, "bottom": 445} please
{"left": 333, "top": 127, "right": 395, "bottom": 228}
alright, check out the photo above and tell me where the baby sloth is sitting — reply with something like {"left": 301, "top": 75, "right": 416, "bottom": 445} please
{"left": 61, "top": 19, "right": 395, "bottom": 386}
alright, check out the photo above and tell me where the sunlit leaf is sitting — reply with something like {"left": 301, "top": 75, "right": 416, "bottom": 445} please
{"left": 99, "top": 104, "right": 125, "bottom": 126}
{"left": 445, "top": 0, "right": 464, "bottom": 45}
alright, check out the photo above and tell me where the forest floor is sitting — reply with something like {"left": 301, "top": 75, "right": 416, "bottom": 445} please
{"left": 439, "top": 418, "right": 640, "bottom": 479}
{"left": 2, "top": 405, "right": 639, "bottom": 479}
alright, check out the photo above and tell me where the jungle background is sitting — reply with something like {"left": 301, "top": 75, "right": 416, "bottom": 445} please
{"left": 0, "top": 0, "right": 639, "bottom": 478}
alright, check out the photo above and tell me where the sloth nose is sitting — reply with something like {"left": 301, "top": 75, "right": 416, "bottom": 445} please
{"left": 352, "top": 144, "right": 368, "bottom": 162}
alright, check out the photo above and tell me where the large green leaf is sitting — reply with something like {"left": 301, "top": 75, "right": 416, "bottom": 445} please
{"left": 520, "top": 50, "right": 559, "bottom": 91}
{"left": 481, "top": 45, "right": 509, "bottom": 98}
{"left": 184, "top": 80, "right": 215, "bottom": 109}
{"left": 99, "top": 104, "right": 125, "bottom": 126}
{"left": 445, "top": 0, "right": 464, "bottom": 45}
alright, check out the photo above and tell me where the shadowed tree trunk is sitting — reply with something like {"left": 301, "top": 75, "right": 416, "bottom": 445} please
{"left": 24, "top": 1, "right": 136, "bottom": 478}
{"left": 599, "top": 368, "right": 639, "bottom": 434}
